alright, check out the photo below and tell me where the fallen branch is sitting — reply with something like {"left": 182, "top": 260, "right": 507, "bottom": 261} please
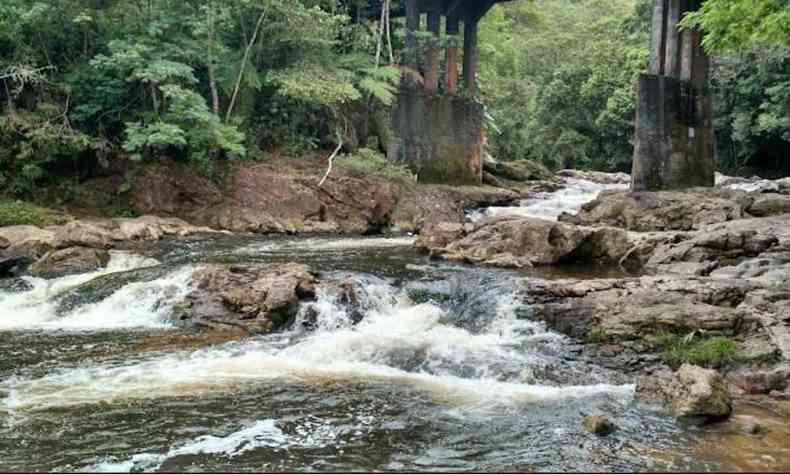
{"left": 318, "top": 129, "right": 344, "bottom": 188}
{"left": 226, "top": 8, "right": 266, "bottom": 122}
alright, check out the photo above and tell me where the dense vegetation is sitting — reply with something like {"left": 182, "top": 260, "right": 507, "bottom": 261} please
{"left": 0, "top": 0, "right": 787, "bottom": 200}
{"left": 479, "top": 0, "right": 790, "bottom": 175}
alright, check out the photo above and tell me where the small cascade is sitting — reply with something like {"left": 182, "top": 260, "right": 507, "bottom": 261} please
{"left": 2, "top": 277, "right": 631, "bottom": 413}
{"left": 0, "top": 252, "right": 192, "bottom": 331}
{"left": 470, "top": 177, "right": 628, "bottom": 222}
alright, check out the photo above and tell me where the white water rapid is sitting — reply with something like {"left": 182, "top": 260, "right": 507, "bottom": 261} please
{"left": 2, "top": 279, "right": 632, "bottom": 414}
{"left": 0, "top": 252, "right": 192, "bottom": 331}
{"left": 470, "top": 177, "right": 629, "bottom": 222}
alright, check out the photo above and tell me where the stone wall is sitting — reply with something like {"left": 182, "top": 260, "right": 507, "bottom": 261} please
{"left": 388, "top": 87, "right": 484, "bottom": 185}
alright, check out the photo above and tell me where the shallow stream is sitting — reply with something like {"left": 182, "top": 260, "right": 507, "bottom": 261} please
{"left": 0, "top": 178, "right": 759, "bottom": 472}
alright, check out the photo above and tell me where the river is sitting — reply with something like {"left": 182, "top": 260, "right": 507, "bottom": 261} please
{"left": 0, "top": 178, "right": 724, "bottom": 472}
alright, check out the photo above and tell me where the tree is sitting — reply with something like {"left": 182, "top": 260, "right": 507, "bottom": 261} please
{"left": 682, "top": 0, "right": 790, "bottom": 52}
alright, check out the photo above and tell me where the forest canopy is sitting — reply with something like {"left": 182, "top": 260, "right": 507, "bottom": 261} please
{"left": 0, "top": 0, "right": 788, "bottom": 199}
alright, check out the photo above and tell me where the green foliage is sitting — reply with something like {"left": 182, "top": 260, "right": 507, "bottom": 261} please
{"left": 479, "top": 0, "right": 650, "bottom": 172}
{"left": 654, "top": 331, "right": 740, "bottom": 369}
{"left": 587, "top": 327, "right": 609, "bottom": 344}
{"left": 336, "top": 148, "right": 416, "bottom": 186}
{"left": 0, "top": 200, "right": 65, "bottom": 227}
{"left": 711, "top": 45, "right": 790, "bottom": 175}
{"left": 681, "top": 0, "right": 790, "bottom": 52}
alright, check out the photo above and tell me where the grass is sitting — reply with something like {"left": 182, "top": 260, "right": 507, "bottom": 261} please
{"left": 0, "top": 200, "right": 67, "bottom": 227}
{"left": 587, "top": 327, "right": 609, "bottom": 344}
{"left": 335, "top": 148, "right": 417, "bottom": 187}
{"left": 654, "top": 331, "right": 740, "bottom": 369}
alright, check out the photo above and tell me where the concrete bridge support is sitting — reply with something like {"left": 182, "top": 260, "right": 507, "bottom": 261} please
{"left": 389, "top": 0, "right": 502, "bottom": 185}
{"left": 631, "top": 0, "right": 715, "bottom": 191}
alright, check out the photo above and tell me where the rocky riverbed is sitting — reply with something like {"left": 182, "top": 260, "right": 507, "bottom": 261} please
{"left": 1, "top": 164, "right": 789, "bottom": 471}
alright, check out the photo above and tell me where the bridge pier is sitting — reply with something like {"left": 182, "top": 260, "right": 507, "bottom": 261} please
{"left": 388, "top": 0, "right": 501, "bottom": 185}
{"left": 631, "top": 0, "right": 715, "bottom": 191}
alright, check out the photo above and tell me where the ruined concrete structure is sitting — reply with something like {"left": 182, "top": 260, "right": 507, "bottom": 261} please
{"left": 631, "top": 0, "right": 715, "bottom": 191}
{"left": 388, "top": 0, "right": 511, "bottom": 185}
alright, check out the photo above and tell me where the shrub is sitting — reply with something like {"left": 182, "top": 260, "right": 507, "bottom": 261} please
{"left": 0, "top": 200, "right": 65, "bottom": 227}
{"left": 335, "top": 148, "right": 416, "bottom": 187}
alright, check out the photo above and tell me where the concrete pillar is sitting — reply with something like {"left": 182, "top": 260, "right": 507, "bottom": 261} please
{"left": 425, "top": 3, "right": 441, "bottom": 93}
{"left": 463, "top": 15, "right": 478, "bottom": 95}
{"left": 648, "top": 0, "right": 668, "bottom": 75}
{"left": 404, "top": 0, "right": 419, "bottom": 80}
{"left": 445, "top": 12, "right": 461, "bottom": 93}
{"left": 631, "top": 0, "right": 714, "bottom": 191}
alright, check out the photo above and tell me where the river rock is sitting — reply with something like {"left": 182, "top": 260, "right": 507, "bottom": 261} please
{"left": 746, "top": 194, "right": 790, "bottom": 217}
{"left": 583, "top": 415, "right": 617, "bottom": 436}
{"left": 559, "top": 189, "right": 750, "bottom": 232}
{"left": 51, "top": 221, "right": 115, "bottom": 249}
{"left": 417, "top": 216, "right": 629, "bottom": 268}
{"left": 29, "top": 247, "right": 110, "bottom": 279}
{"left": 485, "top": 159, "right": 557, "bottom": 182}
{"left": 0, "top": 225, "right": 57, "bottom": 257}
{"left": 179, "top": 263, "right": 317, "bottom": 334}
{"left": 636, "top": 364, "right": 733, "bottom": 421}
{"left": 0, "top": 253, "right": 29, "bottom": 278}
{"left": 392, "top": 184, "right": 519, "bottom": 233}
{"left": 0, "top": 236, "right": 8, "bottom": 249}
{"left": 523, "top": 276, "right": 756, "bottom": 341}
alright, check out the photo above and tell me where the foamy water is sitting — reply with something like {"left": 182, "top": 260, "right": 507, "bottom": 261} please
{"left": 2, "top": 282, "right": 631, "bottom": 413}
{"left": 471, "top": 178, "right": 629, "bottom": 222}
{"left": 0, "top": 253, "right": 192, "bottom": 331}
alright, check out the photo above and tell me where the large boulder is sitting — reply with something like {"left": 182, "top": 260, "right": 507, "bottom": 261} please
{"left": 640, "top": 214, "right": 789, "bottom": 277}
{"left": 636, "top": 364, "right": 733, "bottom": 421}
{"left": 484, "top": 159, "right": 557, "bottom": 183}
{"left": 559, "top": 189, "right": 750, "bottom": 232}
{"left": 417, "top": 216, "right": 629, "bottom": 268}
{"left": 523, "top": 276, "right": 756, "bottom": 342}
{"left": 747, "top": 194, "right": 790, "bottom": 217}
{"left": 178, "top": 263, "right": 317, "bottom": 334}
{"left": 51, "top": 221, "right": 115, "bottom": 249}
{"left": 0, "top": 225, "right": 57, "bottom": 257}
{"left": 29, "top": 247, "right": 110, "bottom": 279}
{"left": 391, "top": 184, "right": 519, "bottom": 233}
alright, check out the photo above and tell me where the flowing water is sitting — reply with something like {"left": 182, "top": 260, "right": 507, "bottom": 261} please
{"left": 0, "top": 181, "right": 728, "bottom": 472}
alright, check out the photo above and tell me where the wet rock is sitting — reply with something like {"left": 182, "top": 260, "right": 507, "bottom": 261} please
{"left": 29, "top": 247, "right": 110, "bottom": 279}
{"left": 392, "top": 184, "right": 519, "bottom": 233}
{"left": 636, "top": 364, "right": 732, "bottom": 421}
{"left": 0, "top": 236, "right": 8, "bottom": 249}
{"left": 417, "top": 216, "right": 629, "bottom": 268}
{"left": 583, "top": 415, "right": 617, "bottom": 436}
{"left": 0, "top": 277, "right": 33, "bottom": 293}
{"left": 56, "top": 264, "right": 169, "bottom": 315}
{"left": 415, "top": 222, "right": 469, "bottom": 251}
{"left": 0, "top": 253, "right": 30, "bottom": 278}
{"left": 559, "top": 189, "right": 750, "bottom": 232}
{"left": 181, "top": 263, "right": 316, "bottom": 334}
{"left": 484, "top": 159, "right": 557, "bottom": 183}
